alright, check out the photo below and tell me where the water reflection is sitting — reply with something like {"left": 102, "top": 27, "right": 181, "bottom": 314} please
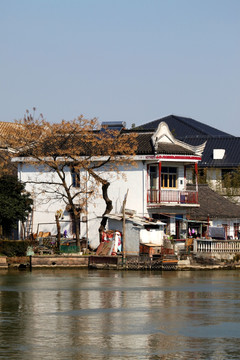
{"left": 0, "top": 269, "right": 240, "bottom": 359}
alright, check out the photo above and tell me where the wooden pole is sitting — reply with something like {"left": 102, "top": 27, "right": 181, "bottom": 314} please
{"left": 122, "top": 189, "right": 129, "bottom": 264}
{"left": 29, "top": 255, "right": 32, "bottom": 272}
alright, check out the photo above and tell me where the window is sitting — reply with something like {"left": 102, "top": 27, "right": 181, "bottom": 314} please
{"left": 161, "top": 167, "right": 177, "bottom": 188}
{"left": 149, "top": 165, "right": 158, "bottom": 189}
{"left": 71, "top": 168, "right": 80, "bottom": 188}
{"left": 149, "top": 165, "right": 158, "bottom": 202}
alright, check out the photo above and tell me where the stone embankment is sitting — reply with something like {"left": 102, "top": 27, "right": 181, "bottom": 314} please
{"left": 1, "top": 255, "right": 240, "bottom": 271}
{"left": 177, "top": 259, "right": 240, "bottom": 270}
{"left": 5, "top": 255, "right": 89, "bottom": 269}
{"left": 0, "top": 256, "right": 8, "bottom": 269}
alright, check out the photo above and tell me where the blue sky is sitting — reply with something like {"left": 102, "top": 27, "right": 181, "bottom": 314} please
{"left": 1, "top": 0, "right": 239, "bottom": 134}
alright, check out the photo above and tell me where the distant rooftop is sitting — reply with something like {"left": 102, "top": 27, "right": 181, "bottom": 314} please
{"left": 101, "top": 121, "right": 126, "bottom": 131}
{"left": 0, "top": 121, "right": 20, "bottom": 147}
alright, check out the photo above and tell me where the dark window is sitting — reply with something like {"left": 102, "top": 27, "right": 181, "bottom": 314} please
{"left": 71, "top": 169, "right": 80, "bottom": 188}
{"left": 149, "top": 165, "right": 158, "bottom": 189}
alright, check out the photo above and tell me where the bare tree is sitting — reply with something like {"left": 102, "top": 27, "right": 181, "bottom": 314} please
{"left": 4, "top": 110, "right": 138, "bottom": 248}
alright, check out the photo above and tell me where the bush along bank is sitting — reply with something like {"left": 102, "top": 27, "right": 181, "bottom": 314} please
{"left": 0, "top": 240, "right": 33, "bottom": 257}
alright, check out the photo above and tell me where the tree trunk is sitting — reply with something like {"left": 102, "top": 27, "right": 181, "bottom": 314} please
{"left": 87, "top": 168, "right": 113, "bottom": 241}
{"left": 66, "top": 202, "right": 81, "bottom": 249}
{"left": 73, "top": 212, "right": 81, "bottom": 250}
{"left": 98, "top": 181, "right": 113, "bottom": 240}
{"left": 55, "top": 214, "right": 61, "bottom": 250}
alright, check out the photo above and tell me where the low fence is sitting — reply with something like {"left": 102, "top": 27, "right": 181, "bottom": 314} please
{"left": 60, "top": 245, "right": 80, "bottom": 254}
{"left": 194, "top": 239, "right": 240, "bottom": 254}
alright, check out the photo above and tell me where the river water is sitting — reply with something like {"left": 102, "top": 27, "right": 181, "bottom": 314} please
{"left": 1, "top": 269, "right": 240, "bottom": 360}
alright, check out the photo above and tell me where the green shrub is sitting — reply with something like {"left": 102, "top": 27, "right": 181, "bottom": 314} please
{"left": 0, "top": 240, "right": 32, "bottom": 257}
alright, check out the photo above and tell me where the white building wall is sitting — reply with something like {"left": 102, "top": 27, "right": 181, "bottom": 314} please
{"left": 18, "top": 160, "right": 196, "bottom": 248}
{"left": 19, "top": 161, "right": 146, "bottom": 249}
{"left": 86, "top": 162, "right": 145, "bottom": 249}
{"left": 206, "top": 168, "right": 219, "bottom": 189}
{"left": 19, "top": 164, "right": 74, "bottom": 237}
{"left": 177, "top": 165, "right": 185, "bottom": 190}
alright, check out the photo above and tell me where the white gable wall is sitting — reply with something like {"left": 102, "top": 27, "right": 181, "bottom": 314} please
{"left": 86, "top": 162, "right": 145, "bottom": 248}
{"left": 18, "top": 159, "right": 193, "bottom": 248}
{"left": 19, "top": 163, "right": 73, "bottom": 236}
{"left": 18, "top": 161, "right": 146, "bottom": 248}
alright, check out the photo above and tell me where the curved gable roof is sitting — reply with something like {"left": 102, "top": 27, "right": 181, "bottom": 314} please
{"left": 133, "top": 121, "right": 206, "bottom": 156}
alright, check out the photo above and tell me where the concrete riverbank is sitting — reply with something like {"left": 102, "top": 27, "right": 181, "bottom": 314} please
{"left": 3, "top": 255, "right": 89, "bottom": 269}
{"left": 1, "top": 255, "right": 240, "bottom": 271}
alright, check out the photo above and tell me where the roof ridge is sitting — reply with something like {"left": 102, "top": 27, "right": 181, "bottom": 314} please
{"left": 134, "top": 119, "right": 160, "bottom": 129}
{"left": 178, "top": 135, "right": 235, "bottom": 140}
{"left": 136, "top": 114, "right": 234, "bottom": 137}
{"left": 172, "top": 115, "right": 217, "bottom": 136}
{"left": 0, "top": 121, "right": 17, "bottom": 124}
{"left": 124, "top": 129, "right": 153, "bottom": 134}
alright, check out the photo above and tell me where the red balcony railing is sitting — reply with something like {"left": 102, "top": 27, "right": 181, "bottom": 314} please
{"left": 147, "top": 189, "right": 198, "bottom": 205}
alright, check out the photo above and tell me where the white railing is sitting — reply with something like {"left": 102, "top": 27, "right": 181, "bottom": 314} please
{"left": 194, "top": 239, "right": 240, "bottom": 254}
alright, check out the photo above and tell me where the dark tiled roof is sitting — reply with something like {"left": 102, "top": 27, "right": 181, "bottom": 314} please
{"left": 134, "top": 132, "right": 195, "bottom": 155}
{"left": 135, "top": 133, "right": 153, "bottom": 154}
{"left": 134, "top": 115, "right": 239, "bottom": 167}
{"left": 135, "top": 115, "right": 233, "bottom": 138}
{"left": 156, "top": 143, "right": 195, "bottom": 155}
{"left": 182, "top": 137, "right": 240, "bottom": 167}
{"left": 187, "top": 184, "right": 240, "bottom": 220}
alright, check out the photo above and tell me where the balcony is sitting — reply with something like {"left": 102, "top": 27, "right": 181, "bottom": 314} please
{"left": 147, "top": 189, "right": 199, "bottom": 206}
{"left": 194, "top": 239, "right": 240, "bottom": 254}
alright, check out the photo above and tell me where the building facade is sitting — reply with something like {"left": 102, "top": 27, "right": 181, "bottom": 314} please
{"left": 15, "top": 121, "right": 205, "bottom": 249}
